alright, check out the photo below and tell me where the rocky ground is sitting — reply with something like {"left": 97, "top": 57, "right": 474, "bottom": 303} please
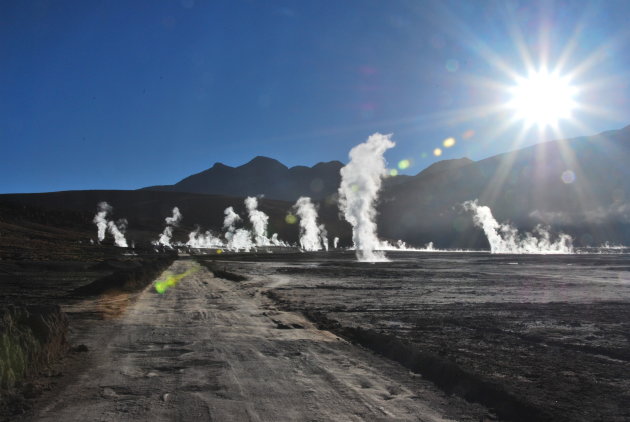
{"left": 0, "top": 202, "right": 176, "bottom": 419}
{"left": 2, "top": 223, "right": 629, "bottom": 421}
{"left": 13, "top": 258, "right": 491, "bottom": 421}
{"left": 208, "top": 251, "right": 630, "bottom": 422}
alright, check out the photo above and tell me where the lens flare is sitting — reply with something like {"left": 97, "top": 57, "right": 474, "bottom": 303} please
{"left": 154, "top": 268, "right": 198, "bottom": 294}
{"left": 561, "top": 170, "right": 576, "bottom": 184}
{"left": 443, "top": 137, "right": 456, "bottom": 148}
{"left": 462, "top": 129, "right": 475, "bottom": 139}
{"left": 433, "top": 148, "right": 443, "bottom": 157}
{"left": 445, "top": 59, "right": 459, "bottom": 72}
{"left": 398, "top": 159, "right": 411, "bottom": 170}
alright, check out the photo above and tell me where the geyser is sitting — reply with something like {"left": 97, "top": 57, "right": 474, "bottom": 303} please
{"left": 186, "top": 227, "right": 223, "bottom": 249}
{"left": 93, "top": 202, "right": 111, "bottom": 242}
{"left": 223, "top": 206, "right": 254, "bottom": 251}
{"left": 93, "top": 202, "right": 128, "bottom": 247}
{"left": 463, "top": 199, "right": 574, "bottom": 254}
{"left": 339, "top": 133, "right": 395, "bottom": 261}
{"left": 157, "top": 207, "right": 182, "bottom": 247}
{"left": 245, "top": 197, "right": 271, "bottom": 246}
{"left": 293, "top": 197, "right": 323, "bottom": 251}
{"left": 107, "top": 219, "right": 128, "bottom": 248}
{"left": 319, "top": 224, "right": 329, "bottom": 251}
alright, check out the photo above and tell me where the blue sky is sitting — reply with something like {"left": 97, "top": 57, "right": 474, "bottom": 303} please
{"left": 2, "top": 0, "right": 629, "bottom": 193}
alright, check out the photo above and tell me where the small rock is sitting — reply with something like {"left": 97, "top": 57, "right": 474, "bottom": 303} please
{"left": 162, "top": 393, "right": 172, "bottom": 402}
{"left": 72, "top": 344, "right": 89, "bottom": 353}
{"left": 101, "top": 387, "right": 117, "bottom": 399}
{"left": 45, "top": 370, "right": 62, "bottom": 377}
{"left": 23, "top": 383, "right": 40, "bottom": 399}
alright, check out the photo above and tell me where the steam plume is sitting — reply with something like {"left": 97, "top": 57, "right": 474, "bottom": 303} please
{"left": 157, "top": 207, "right": 182, "bottom": 247}
{"left": 223, "top": 207, "right": 241, "bottom": 232}
{"left": 158, "top": 227, "right": 174, "bottom": 247}
{"left": 222, "top": 206, "right": 254, "bottom": 251}
{"left": 463, "top": 200, "right": 574, "bottom": 254}
{"left": 339, "top": 133, "right": 395, "bottom": 261}
{"left": 187, "top": 227, "right": 224, "bottom": 249}
{"left": 245, "top": 197, "right": 271, "bottom": 246}
{"left": 319, "top": 224, "right": 329, "bottom": 251}
{"left": 333, "top": 237, "right": 339, "bottom": 249}
{"left": 92, "top": 202, "right": 128, "bottom": 247}
{"left": 108, "top": 218, "right": 128, "bottom": 248}
{"left": 230, "top": 228, "right": 254, "bottom": 252}
{"left": 93, "top": 202, "right": 112, "bottom": 242}
{"left": 165, "top": 207, "right": 182, "bottom": 226}
{"left": 293, "top": 197, "right": 322, "bottom": 251}
{"left": 270, "top": 233, "right": 288, "bottom": 247}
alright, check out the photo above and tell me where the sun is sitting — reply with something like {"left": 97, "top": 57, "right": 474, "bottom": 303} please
{"left": 507, "top": 70, "right": 578, "bottom": 128}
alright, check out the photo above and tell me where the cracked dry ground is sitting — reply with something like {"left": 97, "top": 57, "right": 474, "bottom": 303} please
{"left": 21, "top": 259, "right": 489, "bottom": 421}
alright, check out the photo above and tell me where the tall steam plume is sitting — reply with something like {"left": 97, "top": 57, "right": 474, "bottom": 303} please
{"left": 293, "top": 197, "right": 323, "bottom": 251}
{"left": 463, "top": 199, "right": 574, "bottom": 254}
{"left": 223, "top": 206, "right": 254, "bottom": 251}
{"left": 93, "top": 202, "right": 112, "bottom": 242}
{"left": 158, "top": 207, "right": 182, "bottom": 247}
{"left": 319, "top": 224, "right": 329, "bottom": 251}
{"left": 107, "top": 219, "right": 128, "bottom": 248}
{"left": 339, "top": 133, "right": 395, "bottom": 261}
{"left": 245, "top": 197, "right": 271, "bottom": 246}
{"left": 93, "top": 202, "right": 128, "bottom": 247}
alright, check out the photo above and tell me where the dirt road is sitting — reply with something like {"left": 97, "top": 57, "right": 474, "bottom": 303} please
{"left": 24, "top": 259, "right": 486, "bottom": 421}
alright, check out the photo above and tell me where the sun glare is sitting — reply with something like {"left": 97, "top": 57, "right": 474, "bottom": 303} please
{"left": 508, "top": 70, "right": 577, "bottom": 128}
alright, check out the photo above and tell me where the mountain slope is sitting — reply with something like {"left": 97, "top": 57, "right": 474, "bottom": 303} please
{"left": 0, "top": 190, "right": 350, "bottom": 247}
{"left": 3, "top": 126, "right": 630, "bottom": 249}
{"left": 378, "top": 125, "right": 630, "bottom": 247}
{"left": 142, "top": 156, "right": 345, "bottom": 201}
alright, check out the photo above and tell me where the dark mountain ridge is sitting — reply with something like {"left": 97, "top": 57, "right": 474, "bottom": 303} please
{"left": 2, "top": 125, "right": 630, "bottom": 249}
{"left": 379, "top": 125, "right": 630, "bottom": 247}
{"left": 142, "top": 156, "right": 346, "bottom": 201}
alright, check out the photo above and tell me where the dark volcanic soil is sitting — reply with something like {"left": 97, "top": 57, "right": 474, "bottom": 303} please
{"left": 15, "top": 259, "right": 490, "bottom": 422}
{"left": 206, "top": 251, "right": 630, "bottom": 422}
{"left": 3, "top": 202, "right": 629, "bottom": 422}
{"left": 0, "top": 202, "right": 177, "bottom": 419}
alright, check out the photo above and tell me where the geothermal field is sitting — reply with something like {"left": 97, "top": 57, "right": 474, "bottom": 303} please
{"left": 1, "top": 132, "right": 629, "bottom": 422}
{"left": 7, "top": 2, "right": 630, "bottom": 420}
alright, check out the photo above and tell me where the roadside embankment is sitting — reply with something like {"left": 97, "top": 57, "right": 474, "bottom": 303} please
{"left": 70, "top": 254, "right": 177, "bottom": 297}
{"left": 0, "top": 304, "right": 68, "bottom": 415}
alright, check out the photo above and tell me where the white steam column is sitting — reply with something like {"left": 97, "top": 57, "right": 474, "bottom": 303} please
{"left": 339, "top": 133, "right": 395, "bottom": 262}
{"left": 463, "top": 199, "right": 573, "bottom": 254}
{"left": 93, "top": 201, "right": 128, "bottom": 247}
{"left": 157, "top": 207, "right": 182, "bottom": 247}
{"left": 293, "top": 197, "right": 322, "bottom": 251}
{"left": 245, "top": 197, "right": 271, "bottom": 246}
{"left": 93, "top": 202, "right": 112, "bottom": 243}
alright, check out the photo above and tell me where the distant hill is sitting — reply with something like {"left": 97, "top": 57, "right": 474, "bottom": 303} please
{"left": 142, "top": 156, "right": 345, "bottom": 201}
{"left": 2, "top": 125, "right": 630, "bottom": 249}
{"left": 378, "top": 125, "right": 630, "bottom": 248}
{"left": 142, "top": 155, "right": 412, "bottom": 201}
